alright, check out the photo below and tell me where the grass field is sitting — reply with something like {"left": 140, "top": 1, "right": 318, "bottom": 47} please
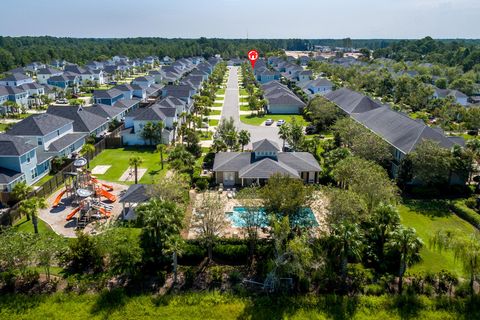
{"left": 33, "top": 173, "right": 54, "bottom": 187}
{"left": 240, "top": 114, "right": 308, "bottom": 126}
{"left": 213, "top": 102, "right": 223, "bottom": 107}
{"left": 0, "top": 291, "right": 477, "bottom": 319}
{"left": 209, "top": 119, "right": 219, "bottom": 127}
{"left": 88, "top": 147, "right": 167, "bottom": 185}
{"left": 240, "top": 97, "right": 248, "bottom": 103}
{"left": 398, "top": 200, "right": 476, "bottom": 277}
{"left": 0, "top": 123, "right": 10, "bottom": 132}
{"left": 215, "top": 88, "right": 225, "bottom": 95}
{"left": 240, "top": 105, "right": 251, "bottom": 111}
{"left": 13, "top": 216, "right": 57, "bottom": 237}
{"left": 240, "top": 88, "right": 248, "bottom": 96}
{"left": 197, "top": 130, "right": 213, "bottom": 140}
{"left": 206, "top": 109, "right": 221, "bottom": 116}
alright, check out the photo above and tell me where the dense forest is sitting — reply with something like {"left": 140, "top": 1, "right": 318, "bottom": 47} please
{"left": 1, "top": 36, "right": 480, "bottom": 73}
{"left": 373, "top": 37, "right": 480, "bottom": 71}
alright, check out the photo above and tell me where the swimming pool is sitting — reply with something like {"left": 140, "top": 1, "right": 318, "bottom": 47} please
{"left": 226, "top": 206, "right": 318, "bottom": 228}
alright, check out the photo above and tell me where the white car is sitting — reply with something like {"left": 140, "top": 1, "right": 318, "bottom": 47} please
{"left": 276, "top": 119, "right": 286, "bottom": 126}
{"left": 265, "top": 119, "right": 274, "bottom": 126}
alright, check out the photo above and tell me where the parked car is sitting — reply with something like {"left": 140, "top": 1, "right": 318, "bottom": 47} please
{"left": 56, "top": 98, "right": 68, "bottom": 104}
{"left": 277, "top": 119, "right": 285, "bottom": 126}
{"left": 265, "top": 119, "right": 274, "bottom": 126}
{"left": 305, "top": 125, "right": 318, "bottom": 135}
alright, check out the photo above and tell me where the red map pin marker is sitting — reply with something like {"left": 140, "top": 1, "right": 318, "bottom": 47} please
{"left": 248, "top": 50, "right": 258, "bottom": 69}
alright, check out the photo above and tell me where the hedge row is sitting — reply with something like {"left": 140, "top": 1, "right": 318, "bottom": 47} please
{"left": 450, "top": 200, "right": 480, "bottom": 229}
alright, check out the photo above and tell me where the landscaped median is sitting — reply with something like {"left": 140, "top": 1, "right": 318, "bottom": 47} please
{"left": 240, "top": 113, "right": 309, "bottom": 126}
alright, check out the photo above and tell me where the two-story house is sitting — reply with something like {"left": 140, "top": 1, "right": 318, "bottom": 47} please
{"left": 93, "top": 88, "right": 125, "bottom": 105}
{"left": 122, "top": 104, "right": 178, "bottom": 145}
{"left": 0, "top": 73, "right": 34, "bottom": 87}
{"left": 36, "top": 68, "right": 64, "bottom": 85}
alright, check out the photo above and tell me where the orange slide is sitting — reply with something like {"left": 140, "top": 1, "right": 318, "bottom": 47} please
{"left": 52, "top": 190, "right": 67, "bottom": 207}
{"left": 66, "top": 206, "right": 81, "bottom": 221}
{"left": 98, "top": 189, "right": 117, "bottom": 202}
{"left": 98, "top": 207, "right": 111, "bottom": 218}
{"left": 91, "top": 178, "right": 113, "bottom": 191}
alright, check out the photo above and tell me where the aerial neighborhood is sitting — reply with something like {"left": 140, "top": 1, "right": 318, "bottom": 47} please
{"left": 0, "top": 35, "right": 479, "bottom": 319}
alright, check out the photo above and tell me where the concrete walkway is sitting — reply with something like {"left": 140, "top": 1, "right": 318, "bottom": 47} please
{"left": 221, "top": 66, "right": 281, "bottom": 149}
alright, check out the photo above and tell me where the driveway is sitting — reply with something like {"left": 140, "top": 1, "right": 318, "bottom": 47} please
{"left": 221, "top": 66, "right": 280, "bottom": 149}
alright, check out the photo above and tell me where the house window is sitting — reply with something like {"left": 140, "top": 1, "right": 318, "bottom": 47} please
{"left": 37, "top": 137, "right": 43, "bottom": 145}
{"left": 30, "top": 168, "right": 38, "bottom": 180}
{"left": 57, "top": 130, "right": 60, "bottom": 136}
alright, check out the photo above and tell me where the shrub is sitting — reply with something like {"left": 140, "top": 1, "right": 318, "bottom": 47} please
{"left": 213, "top": 244, "right": 248, "bottom": 265}
{"left": 464, "top": 197, "right": 478, "bottom": 209}
{"left": 450, "top": 201, "right": 480, "bottom": 229}
{"left": 179, "top": 242, "right": 206, "bottom": 265}
{"left": 228, "top": 270, "right": 243, "bottom": 285}
{"left": 195, "top": 177, "right": 209, "bottom": 191}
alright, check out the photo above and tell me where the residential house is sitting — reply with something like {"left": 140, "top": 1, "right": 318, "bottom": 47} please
{"left": 132, "top": 76, "right": 155, "bottom": 88}
{"left": 2, "top": 86, "right": 29, "bottom": 107}
{"left": 261, "top": 81, "right": 306, "bottom": 114}
{"left": 17, "top": 83, "right": 46, "bottom": 107}
{"left": 432, "top": 87, "right": 469, "bottom": 106}
{"left": 297, "top": 78, "right": 334, "bottom": 97}
{"left": 213, "top": 139, "right": 321, "bottom": 187}
{"left": 46, "top": 105, "right": 111, "bottom": 137}
{"left": 93, "top": 88, "right": 124, "bottom": 105}
{"left": 122, "top": 104, "right": 178, "bottom": 145}
{"left": 36, "top": 68, "right": 63, "bottom": 85}
{"left": 0, "top": 73, "right": 33, "bottom": 87}
{"left": 6, "top": 113, "right": 86, "bottom": 166}
{"left": 325, "top": 88, "right": 464, "bottom": 182}
{"left": 115, "top": 84, "right": 146, "bottom": 101}
{"left": 0, "top": 134, "right": 43, "bottom": 192}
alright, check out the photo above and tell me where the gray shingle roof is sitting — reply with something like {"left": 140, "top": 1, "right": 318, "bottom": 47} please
{"left": 0, "top": 167, "right": 23, "bottom": 184}
{"left": 0, "top": 73, "right": 31, "bottom": 82}
{"left": 37, "top": 67, "right": 63, "bottom": 75}
{"left": 86, "top": 104, "right": 125, "bottom": 119}
{"left": 93, "top": 88, "right": 124, "bottom": 99}
{"left": 47, "top": 106, "right": 108, "bottom": 133}
{"left": 325, "top": 88, "right": 461, "bottom": 154}
{"left": 252, "top": 139, "right": 280, "bottom": 152}
{"left": 0, "top": 134, "right": 36, "bottom": 156}
{"left": 119, "top": 184, "right": 151, "bottom": 203}
{"left": 239, "top": 158, "right": 300, "bottom": 179}
{"left": 7, "top": 113, "right": 73, "bottom": 136}
{"left": 324, "top": 88, "right": 380, "bottom": 114}
{"left": 47, "top": 133, "right": 86, "bottom": 152}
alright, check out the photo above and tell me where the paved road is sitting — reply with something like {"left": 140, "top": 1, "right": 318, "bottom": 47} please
{"left": 221, "top": 66, "right": 280, "bottom": 148}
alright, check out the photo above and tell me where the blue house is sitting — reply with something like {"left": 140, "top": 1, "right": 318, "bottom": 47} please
{"left": 93, "top": 88, "right": 124, "bottom": 105}
{"left": 0, "top": 134, "right": 49, "bottom": 192}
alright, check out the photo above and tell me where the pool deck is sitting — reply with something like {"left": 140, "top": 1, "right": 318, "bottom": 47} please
{"left": 187, "top": 191, "right": 328, "bottom": 239}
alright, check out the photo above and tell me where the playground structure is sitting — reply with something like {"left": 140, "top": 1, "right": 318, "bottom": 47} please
{"left": 51, "top": 157, "right": 117, "bottom": 229}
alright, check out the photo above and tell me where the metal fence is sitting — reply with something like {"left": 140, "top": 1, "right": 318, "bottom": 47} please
{"left": 0, "top": 128, "right": 124, "bottom": 226}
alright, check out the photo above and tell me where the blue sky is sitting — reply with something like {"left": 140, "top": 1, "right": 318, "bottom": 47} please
{"left": 1, "top": 0, "right": 479, "bottom": 38}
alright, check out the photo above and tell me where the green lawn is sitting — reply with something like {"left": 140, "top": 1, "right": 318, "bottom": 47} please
{"left": 209, "top": 119, "right": 219, "bottom": 127}
{"left": 13, "top": 216, "right": 58, "bottom": 237}
{"left": 240, "top": 114, "right": 309, "bottom": 126}
{"left": 240, "top": 97, "right": 248, "bottom": 103}
{"left": 240, "top": 105, "right": 251, "bottom": 111}
{"left": 213, "top": 102, "right": 223, "bottom": 107}
{"left": 215, "top": 88, "right": 225, "bottom": 95}
{"left": 398, "top": 200, "right": 476, "bottom": 277}
{"left": 206, "top": 109, "right": 221, "bottom": 116}
{"left": 88, "top": 147, "right": 168, "bottom": 185}
{"left": 215, "top": 97, "right": 224, "bottom": 101}
{"left": 240, "top": 88, "right": 248, "bottom": 96}
{"left": 33, "top": 173, "right": 54, "bottom": 187}
{"left": 0, "top": 123, "right": 10, "bottom": 132}
{"left": 197, "top": 130, "right": 213, "bottom": 140}
{"left": 0, "top": 291, "right": 475, "bottom": 319}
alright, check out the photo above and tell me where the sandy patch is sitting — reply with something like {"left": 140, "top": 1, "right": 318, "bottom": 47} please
{"left": 91, "top": 165, "right": 111, "bottom": 175}
{"left": 119, "top": 168, "right": 147, "bottom": 182}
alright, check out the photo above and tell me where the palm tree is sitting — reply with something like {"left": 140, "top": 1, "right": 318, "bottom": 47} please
{"left": 80, "top": 143, "right": 95, "bottom": 168}
{"left": 238, "top": 129, "right": 251, "bottom": 152}
{"left": 129, "top": 156, "right": 143, "bottom": 184}
{"left": 278, "top": 124, "right": 290, "bottom": 151}
{"left": 328, "top": 221, "right": 363, "bottom": 291}
{"left": 19, "top": 197, "right": 47, "bottom": 234}
{"left": 163, "top": 235, "right": 185, "bottom": 285}
{"left": 432, "top": 230, "right": 480, "bottom": 295}
{"left": 387, "top": 227, "right": 423, "bottom": 294}
{"left": 11, "top": 182, "right": 33, "bottom": 205}
{"left": 156, "top": 144, "right": 167, "bottom": 170}
{"left": 172, "top": 121, "right": 178, "bottom": 143}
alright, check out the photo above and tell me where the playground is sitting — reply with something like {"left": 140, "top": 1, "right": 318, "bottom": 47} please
{"left": 38, "top": 157, "right": 128, "bottom": 237}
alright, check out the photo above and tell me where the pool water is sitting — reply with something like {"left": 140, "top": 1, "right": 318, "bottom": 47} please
{"left": 226, "top": 206, "right": 318, "bottom": 228}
